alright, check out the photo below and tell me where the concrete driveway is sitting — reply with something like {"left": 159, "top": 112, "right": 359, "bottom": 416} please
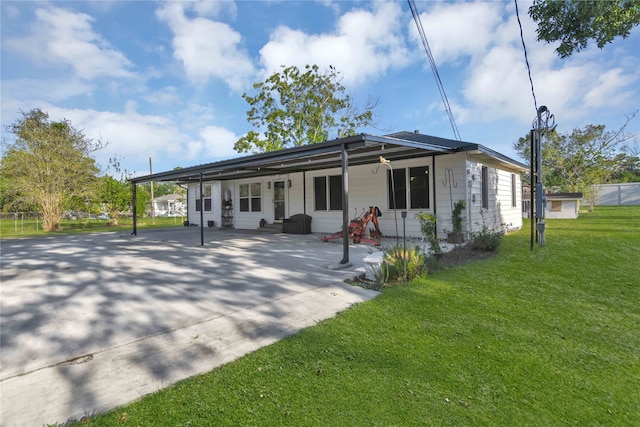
{"left": 0, "top": 228, "right": 379, "bottom": 426}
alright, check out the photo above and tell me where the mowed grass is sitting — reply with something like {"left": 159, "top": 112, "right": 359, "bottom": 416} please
{"left": 74, "top": 207, "right": 639, "bottom": 426}
{"left": 0, "top": 216, "right": 185, "bottom": 238}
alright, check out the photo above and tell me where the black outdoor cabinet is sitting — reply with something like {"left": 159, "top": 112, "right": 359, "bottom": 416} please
{"left": 282, "top": 214, "right": 312, "bottom": 234}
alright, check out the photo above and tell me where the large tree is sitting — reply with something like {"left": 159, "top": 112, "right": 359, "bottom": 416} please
{"left": 529, "top": 0, "right": 640, "bottom": 58}
{"left": 1, "top": 109, "right": 104, "bottom": 231}
{"left": 234, "top": 64, "right": 377, "bottom": 153}
{"left": 513, "top": 116, "right": 637, "bottom": 209}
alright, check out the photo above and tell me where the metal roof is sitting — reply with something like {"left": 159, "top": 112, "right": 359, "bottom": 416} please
{"left": 130, "top": 132, "right": 526, "bottom": 184}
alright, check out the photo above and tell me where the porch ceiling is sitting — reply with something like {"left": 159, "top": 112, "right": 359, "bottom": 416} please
{"left": 130, "top": 134, "right": 454, "bottom": 184}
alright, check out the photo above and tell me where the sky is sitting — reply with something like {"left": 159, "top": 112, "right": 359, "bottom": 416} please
{"left": 2, "top": 0, "right": 639, "bottom": 178}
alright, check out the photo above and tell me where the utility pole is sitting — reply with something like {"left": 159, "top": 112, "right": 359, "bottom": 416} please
{"left": 149, "top": 157, "right": 155, "bottom": 225}
{"left": 530, "top": 106, "right": 556, "bottom": 249}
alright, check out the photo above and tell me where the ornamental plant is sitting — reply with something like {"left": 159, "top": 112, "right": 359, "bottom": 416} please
{"left": 452, "top": 199, "right": 466, "bottom": 233}
{"left": 416, "top": 212, "right": 441, "bottom": 255}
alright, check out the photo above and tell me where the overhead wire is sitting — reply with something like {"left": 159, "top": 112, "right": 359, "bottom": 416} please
{"left": 514, "top": 0, "right": 538, "bottom": 114}
{"left": 407, "top": 0, "right": 461, "bottom": 141}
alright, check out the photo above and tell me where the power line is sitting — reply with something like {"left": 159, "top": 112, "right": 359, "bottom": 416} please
{"left": 514, "top": 0, "right": 538, "bottom": 113}
{"left": 407, "top": 0, "right": 461, "bottom": 141}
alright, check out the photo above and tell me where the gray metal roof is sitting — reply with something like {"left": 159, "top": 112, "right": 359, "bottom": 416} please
{"left": 130, "top": 131, "right": 526, "bottom": 184}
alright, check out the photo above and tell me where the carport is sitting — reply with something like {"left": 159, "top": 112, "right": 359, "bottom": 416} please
{"left": 130, "top": 133, "right": 455, "bottom": 265}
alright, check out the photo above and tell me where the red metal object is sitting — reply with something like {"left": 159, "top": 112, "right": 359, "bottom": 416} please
{"left": 321, "top": 206, "right": 382, "bottom": 245}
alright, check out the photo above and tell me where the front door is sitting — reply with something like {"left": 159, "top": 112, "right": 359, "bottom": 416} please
{"left": 273, "top": 180, "right": 286, "bottom": 221}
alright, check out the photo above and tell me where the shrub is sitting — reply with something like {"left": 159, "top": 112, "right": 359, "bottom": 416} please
{"left": 452, "top": 200, "right": 466, "bottom": 233}
{"left": 470, "top": 227, "right": 504, "bottom": 251}
{"left": 415, "top": 212, "right": 441, "bottom": 255}
{"left": 381, "top": 245, "right": 426, "bottom": 286}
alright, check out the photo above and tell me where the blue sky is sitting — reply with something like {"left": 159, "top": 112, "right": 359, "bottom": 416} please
{"left": 2, "top": 1, "right": 639, "bottom": 178}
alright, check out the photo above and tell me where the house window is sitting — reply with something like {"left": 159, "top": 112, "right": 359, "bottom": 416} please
{"left": 195, "top": 185, "right": 212, "bottom": 212}
{"left": 511, "top": 174, "right": 517, "bottom": 208}
{"left": 329, "top": 175, "right": 343, "bottom": 211}
{"left": 481, "top": 166, "right": 489, "bottom": 209}
{"left": 388, "top": 166, "right": 429, "bottom": 210}
{"left": 314, "top": 176, "right": 327, "bottom": 211}
{"left": 410, "top": 166, "right": 429, "bottom": 209}
{"left": 239, "top": 183, "right": 261, "bottom": 212}
{"left": 551, "top": 201, "right": 562, "bottom": 212}
{"left": 314, "top": 175, "right": 342, "bottom": 211}
{"left": 388, "top": 169, "right": 407, "bottom": 210}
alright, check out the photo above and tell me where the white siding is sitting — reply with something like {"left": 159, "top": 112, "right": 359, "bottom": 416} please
{"left": 546, "top": 199, "right": 579, "bottom": 219}
{"left": 433, "top": 153, "right": 467, "bottom": 237}
{"left": 184, "top": 154, "right": 522, "bottom": 238}
{"left": 186, "top": 182, "right": 221, "bottom": 226}
{"left": 467, "top": 159, "right": 523, "bottom": 234}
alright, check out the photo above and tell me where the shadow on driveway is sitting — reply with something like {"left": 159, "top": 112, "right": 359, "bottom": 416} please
{"left": 0, "top": 227, "right": 378, "bottom": 426}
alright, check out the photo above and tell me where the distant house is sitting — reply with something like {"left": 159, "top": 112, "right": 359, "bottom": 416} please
{"left": 151, "top": 193, "right": 186, "bottom": 217}
{"left": 522, "top": 187, "right": 582, "bottom": 219}
{"left": 132, "top": 131, "right": 527, "bottom": 240}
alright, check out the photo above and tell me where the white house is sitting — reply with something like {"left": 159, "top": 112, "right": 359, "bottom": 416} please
{"left": 131, "top": 132, "right": 527, "bottom": 244}
{"left": 151, "top": 193, "right": 186, "bottom": 217}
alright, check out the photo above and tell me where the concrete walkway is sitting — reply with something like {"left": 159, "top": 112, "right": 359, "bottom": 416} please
{"left": 0, "top": 228, "right": 379, "bottom": 426}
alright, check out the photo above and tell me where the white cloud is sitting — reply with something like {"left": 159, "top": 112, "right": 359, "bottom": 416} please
{"left": 583, "top": 68, "right": 637, "bottom": 109}
{"left": 4, "top": 6, "right": 132, "bottom": 80}
{"left": 156, "top": 3, "right": 254, "bottom": 91}
{"left": 411, "top": 2, "right": 503, "bottom": 65}
{"left": 411, "top": 2, "right": 639, "bottom": 128}
{"left": 259, "top": 2, "right": 411, "bottom": 86}
{"left": 198, "top": 126, "right": 241, "bottom": 160}
{"left": 144, "top": 86, "right": 181, "bottom": 106}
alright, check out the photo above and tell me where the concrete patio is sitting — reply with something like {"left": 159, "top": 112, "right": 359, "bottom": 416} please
{"left": 0, "top": 227, "right": 382, "bottom": 426}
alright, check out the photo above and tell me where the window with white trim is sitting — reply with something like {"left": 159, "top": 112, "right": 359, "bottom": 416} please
{"left": 195, "top": 184, "right": 212, "bottom": 212}
{"left": 481, "top": 166, "right": 489, "bottom": 209}
{"left": 239, "top": 183, "right": 261, "bottom": 212}
{"left": 511, "top": 174, "right": 517, "bottom": 208}
{"left": 387, "top": 166, "right": 429, "bottom": 210}
{"left": 314, "top": 175, "right": 342, "bottom": 211}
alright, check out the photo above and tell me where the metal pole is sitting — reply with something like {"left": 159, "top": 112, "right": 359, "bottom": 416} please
{"left": 402, "top": 211, "right": 407, "bottom": 283}
{"left": 340, "top": 144, "right": 350, "bottom": 264}
{"left": 132, "top": 182, "right": 137, "bottom": 236}
{"left": 199, "top": 172, "right": 204, "bottom": 246}
{"left": 530, "top": 129, "right": 535, "bottom": 250}
{"left": 150, "top": 157, "right": 155, "bottom": 225}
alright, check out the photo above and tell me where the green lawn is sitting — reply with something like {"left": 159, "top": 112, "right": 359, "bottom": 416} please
{"left": 69, "top": 207, "right": 639, "bottom": 425}
{"left": 0, "top": 216, "right": 185, "bottom": 238}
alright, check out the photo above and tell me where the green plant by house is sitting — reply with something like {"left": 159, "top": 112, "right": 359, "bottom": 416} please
{"left": 415, "top": 212, "right": 441, "bottom": 255}
{"left": 471, "top": 226, "right": 504, "bottom": 251}
{"left": 381, "top": 245, "right": 425, "bottom": 286}
{"left": 452, "top": 200, "right": 466, "bottom": 233}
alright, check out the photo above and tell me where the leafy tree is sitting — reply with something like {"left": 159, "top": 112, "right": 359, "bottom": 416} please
{"left": 529, "top": 0, "right": 640, "bottom": 58}
{"left": 610, "top": 153, "right": 640, "bottom": 182}
{"left": 99, "top": 158, "right": 132, "bottom": 226}
{"left": 513, "top": 115, "right": 638, "bottom": 209}
{"left": 1, "top": 109, "right": 103, "bottom": 231}
{"left": 234, "top": 65, "right": 377, "bottom": 153}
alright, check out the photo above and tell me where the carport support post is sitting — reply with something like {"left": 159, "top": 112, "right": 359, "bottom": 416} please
{"left": 340, "top": 144, "right": 350, "bottom": 264}
{"left": 199, "top": 172, "right": 204, "bottom": 246}
{"left": 132, "top": 182, "right": 137, "bottom": 236}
